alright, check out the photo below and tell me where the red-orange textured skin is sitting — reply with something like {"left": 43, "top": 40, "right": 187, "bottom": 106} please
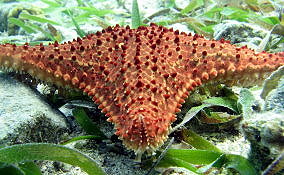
{"left": 0, "top": 23, "right": 283, "bottom": 154}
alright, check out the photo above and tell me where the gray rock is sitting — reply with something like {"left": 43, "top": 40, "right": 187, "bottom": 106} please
{"left": 0, "top": 72, "right": 67, "bottom": 142}
{"left": 214, "top": 20, "right": 267, "bottom": 48}
{"left": 241, "top": 72, "right": 284, "bottom": 172}
{"left": 213, "top": 20, "right": 284, "bottom": 52}
{"left": 241, "top": 112, "right": 284, "bottom": 172}
{"left": 0, "top": 72, "right": 89, "bottom": 174}
{"left": 264, "top": 76, "right": 284, "bottom": 112}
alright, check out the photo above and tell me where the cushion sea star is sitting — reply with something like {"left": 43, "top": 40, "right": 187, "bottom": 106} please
{"left": 0, "top": 23, "right": 283, "bottom": 155}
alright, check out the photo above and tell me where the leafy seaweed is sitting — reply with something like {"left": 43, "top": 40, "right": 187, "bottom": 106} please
{"left": 181, "top": 129, "right": 221, "bottom": 152}
{"left": 0, "top": 143, "right": 106, "bottom": 175}
{"left": 8, "top": 18, "right": 36, "bottom": 34}
{"left": 0, "top": 163, "right": 25, "bottom": 175}
{"left": 172, "top": 103, "right": 211, "bottom": 131}
{"left": 220, "top": 7, "right": 251, "bottom": 22}
{"left": 19, "top": 14, "right": 60, "bottom": 25}
{"left": 72, "top": 107, "right": 106, "bottom": 138}
{"left": 77, "top": 7, "right": 114, "bottom": 17}
{"left": 161, "top": 149, "right": 222, "bottom": 165}
{"left": 198, "top": 154, "right": 257, "bottom": 174}
{"left": 181, "top": 0, "right": 204, "bottom": 14}
{"left": 261, "top": 66, "right": 284, "bottom": 99}
{"left": 27, "top": 22, "right": 56, "bottom": 41}
{"left": 17, "top": 161, "right": 42, "bottom": 175}
{"left": 173, "top": 96, "right": 239, "bottom": 131}
{"left": 66, "top": 9, "right": 86, "bottom": 37}
{"left": 131, "top": 0, "right": 142, "bottom": 28}
{"left": 158, "top": 147, "right": 257, "bottom": 174}
{"left": 40, "top": 0, "right": 62, "bottom": 8}
{"left": 203, "top": 97, "right": 238, "bottom": 113}
{"left": 237, "top": 88, "right": 256, "bottom": 118}
{"left": 61, "top": 135, "right": 103, "bottom": 145}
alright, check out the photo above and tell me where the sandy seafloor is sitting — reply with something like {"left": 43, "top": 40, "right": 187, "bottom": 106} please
{"left": 0, "top": 0, "right": 284, "bottom": 174}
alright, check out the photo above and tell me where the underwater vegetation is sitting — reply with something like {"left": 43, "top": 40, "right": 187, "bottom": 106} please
{"left": 0, "top": 0, "right": 283, "bottom": 174}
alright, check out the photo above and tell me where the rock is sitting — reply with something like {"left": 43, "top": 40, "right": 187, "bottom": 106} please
{"left": 0, "top": 72, "right": 68, "bottom": 142}
{"left": 213, "top": 20, "right": 284, "bottom": 52}
{"left": 0, "top": 72, "right": 89, "bottom": 174}
{"left": 241, "top": 112, "right": 284, "bottom": 172}
{"left": 264, "top": 76, "right": 284, "bottom": 112}
{"left": 241, "top": 72, "right": 284, "bottom": 172}
{"left": 214, "top": 20, "right": 267, "bottom": 48}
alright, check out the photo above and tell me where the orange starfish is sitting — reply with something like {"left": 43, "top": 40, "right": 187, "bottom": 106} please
{"left": 0, "top": 23, "right": 283, "bottom": 154}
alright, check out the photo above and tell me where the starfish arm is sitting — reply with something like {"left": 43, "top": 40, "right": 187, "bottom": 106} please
{"left": 0, "top": 41, "right": 83, "bottom": 89}
{"left": 180, "top": 36, "right": 284, "bottom": 88}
